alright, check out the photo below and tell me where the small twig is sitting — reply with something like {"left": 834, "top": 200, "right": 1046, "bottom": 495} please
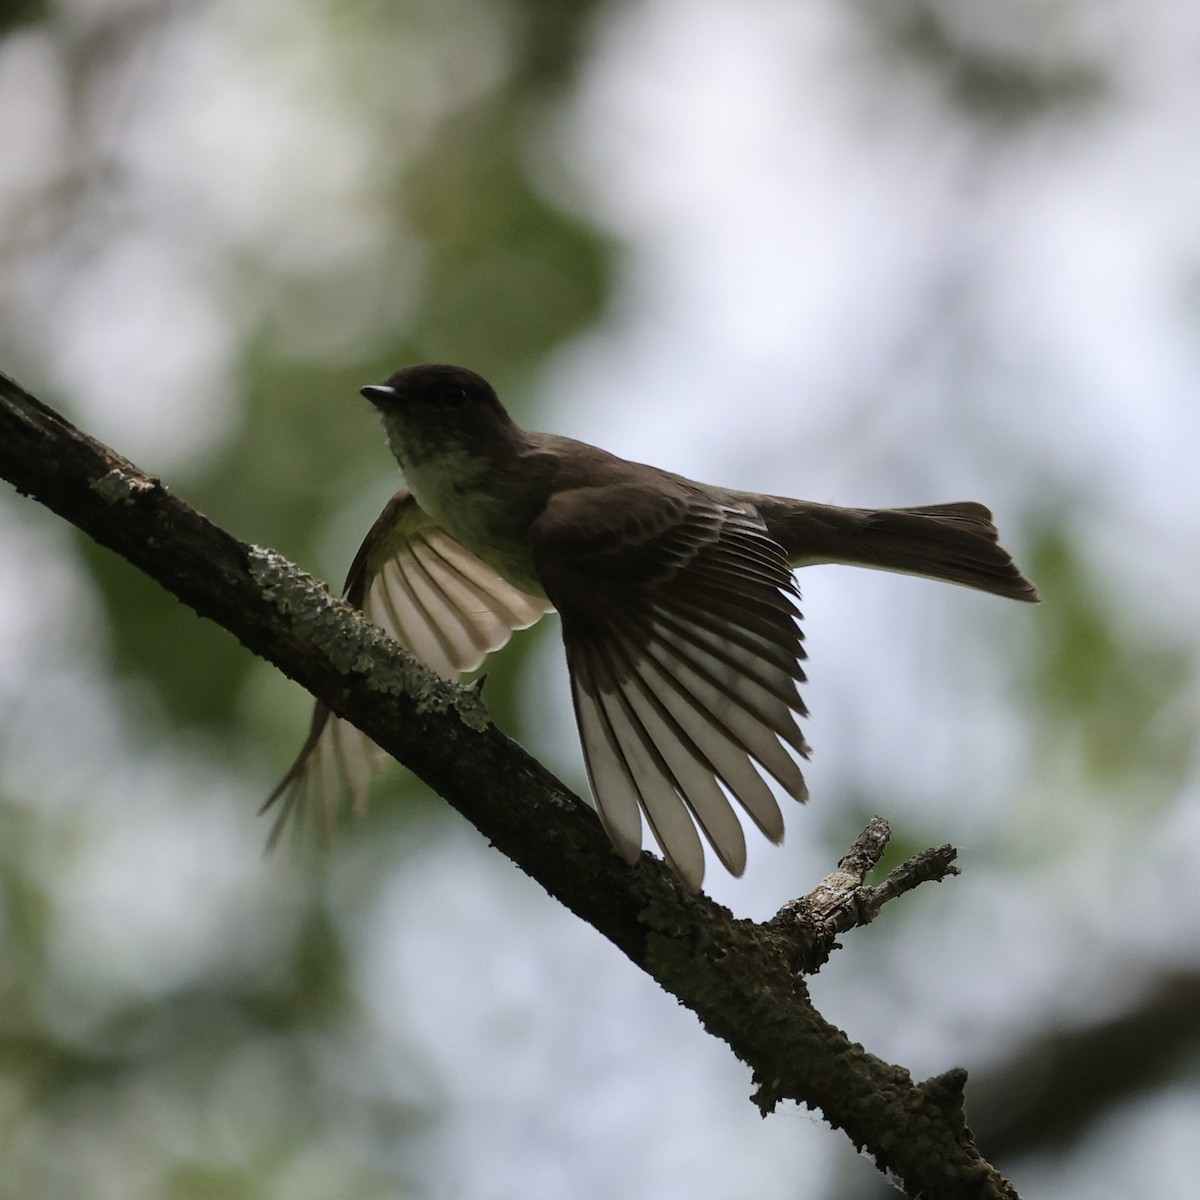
{"left": 767, "top": 817, "right": 960, "bottom": 971}
{"left": 866, "top": 842, "right": 960, "bottom": 913}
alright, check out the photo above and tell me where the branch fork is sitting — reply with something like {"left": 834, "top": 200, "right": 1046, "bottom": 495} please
{"left": 768, "top": 816, "right": 961, "bottom": 972}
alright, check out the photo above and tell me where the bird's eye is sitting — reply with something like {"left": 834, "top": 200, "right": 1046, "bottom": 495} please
{"left": 447, "top": 387, "right": 469, "bottom": 406}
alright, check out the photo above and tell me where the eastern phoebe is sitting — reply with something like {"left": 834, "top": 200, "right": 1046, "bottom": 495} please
{"left": 266, "top": 364, "right": 1038, "bottom": 889}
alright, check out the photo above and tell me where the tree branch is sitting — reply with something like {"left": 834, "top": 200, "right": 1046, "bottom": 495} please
{"left": 0, "top": 370, "right": 1019, "bottom": 1199}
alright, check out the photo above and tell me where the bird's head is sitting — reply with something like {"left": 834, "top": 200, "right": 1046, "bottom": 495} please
{"left": 360, "top": 364, "right": 514, "bottom": 468}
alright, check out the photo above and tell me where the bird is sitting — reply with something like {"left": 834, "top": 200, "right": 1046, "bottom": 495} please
{"left": 265, "top": 363, "right": 1038, "bottom": 890}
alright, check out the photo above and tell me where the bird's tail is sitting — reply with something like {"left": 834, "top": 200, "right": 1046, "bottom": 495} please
{"left": 759, "top": 499, "right": 1040, "bottom": 602}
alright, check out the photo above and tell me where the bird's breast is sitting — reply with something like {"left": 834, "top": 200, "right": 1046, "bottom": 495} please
{"left": 402, "top": 449, "right": 546, "bottom": 597}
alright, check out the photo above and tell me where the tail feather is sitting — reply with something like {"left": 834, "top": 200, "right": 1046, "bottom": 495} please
{"left": 758, "top": 498, "right": 1040, "bottom": 602}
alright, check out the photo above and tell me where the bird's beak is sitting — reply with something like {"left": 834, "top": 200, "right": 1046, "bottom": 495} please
{"left": 360, "top": 384, "right": 398, "bottom": 408}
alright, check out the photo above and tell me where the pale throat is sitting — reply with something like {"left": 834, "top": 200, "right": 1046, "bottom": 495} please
{"left": 383, "top": 421, "right": 545, "bottom": 595}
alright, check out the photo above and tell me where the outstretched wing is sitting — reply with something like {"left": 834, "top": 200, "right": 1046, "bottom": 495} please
{"left": 263, "top": 490, "right": 553, "bottom": 843}
{"left": 530, "top": 480, "right": 809, "bottom": 891}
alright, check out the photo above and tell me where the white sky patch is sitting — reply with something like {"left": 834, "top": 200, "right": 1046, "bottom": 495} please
{"left": 47, "top": 230, "right": 238, "bottom": 470}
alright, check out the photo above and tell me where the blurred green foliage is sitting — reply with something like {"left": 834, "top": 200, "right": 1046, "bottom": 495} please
{"left": 405, "top": 103, "right": 613, "bottom": 368}
{"left": 1027, "top": 525, "right": 1195, "bottom": 799}
{"left": 0, "top": 0, "right": 44, "bottom": 35}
